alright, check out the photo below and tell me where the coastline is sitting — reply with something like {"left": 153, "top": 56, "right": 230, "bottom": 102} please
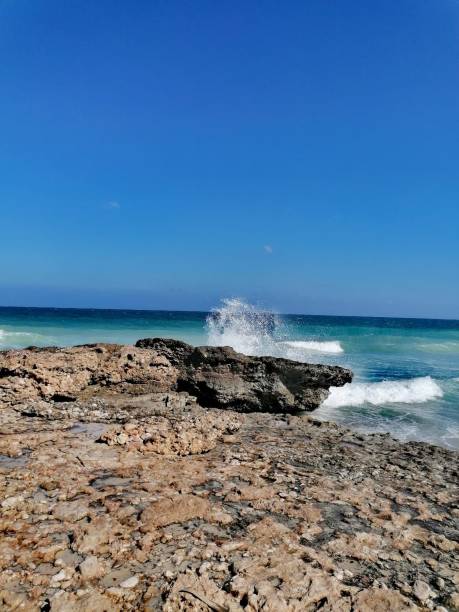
{"left": 0, "top": 340, "right": 458, "bottom": 610}
{"left": 1, "top": 302, "right": 458, "bottom": 450}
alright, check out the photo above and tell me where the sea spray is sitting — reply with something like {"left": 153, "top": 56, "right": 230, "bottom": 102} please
{"left": 206, "top": 298, "right": 280, "bottom": 356}
{"left": 1, "top": 304, "right": 458, "bottom": 448}
{"left": 205, "top": 298, "right": 345, "bottom": 359}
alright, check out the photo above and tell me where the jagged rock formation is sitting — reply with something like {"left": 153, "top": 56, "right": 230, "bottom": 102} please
{"left": 0, "top": 338, "right": 352, "bottom": 413}
{"left": 0, "top": 340, "right": 457, "bottom": 611}
{"left": 136, "top": 338, "right": 352, "bottom": 412}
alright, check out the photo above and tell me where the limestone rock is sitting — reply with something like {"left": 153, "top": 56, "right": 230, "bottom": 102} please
{"left": 141, "top": 494, "right": 211, "bottom": 529}
{"left": 135, "top": 338, "right": 353, "bottom": 412}
{"left": 98, "top": 407, "right": 241, "bottom": 455}
{"left": 0, "top": 339, "right": 457, "bottom": 611}
{"left": 1, "top": 338, "right": 351, "bottom": 414}
{"left": 78, "top": 556, "right": 106, "bottom": 580}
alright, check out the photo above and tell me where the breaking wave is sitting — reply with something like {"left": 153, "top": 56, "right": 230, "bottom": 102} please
{"left": 205, "top": 298, "right": 344, "bottom": 359}
{"left": 323, "top": 376, "right": 443, "bottom": 408}
{"left": 206, "top": 298, "right": 279, "bottom": 356}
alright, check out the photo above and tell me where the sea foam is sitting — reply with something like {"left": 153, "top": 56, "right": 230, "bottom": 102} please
{"left": 323, "top": 376, "right": 443, "bottom": 408}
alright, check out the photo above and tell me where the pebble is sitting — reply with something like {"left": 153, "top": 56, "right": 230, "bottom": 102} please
{"left": 79, "top": 556, "right": 105, "bottom": 579}
{"left": 120, "top": 575, "right": 139, "bottom": 589}
{"left": 413, "top": 579, "right": 432, "bottom": 602}
{"left": 1, "top": 495, "right": 24, "bottom": 509}
{"left": 435, "top": 577, "right": 445, "bottom": 589}
{"left": 51, "top": 569, "right": 67, "bottom": 583}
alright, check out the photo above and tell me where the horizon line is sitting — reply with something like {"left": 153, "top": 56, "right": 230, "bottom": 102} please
{"left": 1, "top": 303, "right": 458, "bottom": 324}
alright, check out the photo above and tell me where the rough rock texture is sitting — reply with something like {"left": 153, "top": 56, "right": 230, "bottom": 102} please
{"left": 0, "top": 338, "right": 352, "bottom": 414}
{"left": 98, "top": 409, "right": 241, "bottom": 456}
{"left": 0, "top": 342, "right": 180, "bottom": 403}
{"left": 0, "top": 341, "right": 458, "bottom": 611}
{"left": 136, "top": 338, "right": 352, "bottom": 412}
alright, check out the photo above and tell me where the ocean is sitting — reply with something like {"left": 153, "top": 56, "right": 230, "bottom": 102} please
{"left": 1, "top": 298, "right": 458, "bottom": 450}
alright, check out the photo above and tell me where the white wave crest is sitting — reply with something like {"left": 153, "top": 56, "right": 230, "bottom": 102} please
{"left": 280, "top": 340, "right": 343, "bottom": 354}
{"left": 323, "top": 376, "right": 443, "bottom": 408}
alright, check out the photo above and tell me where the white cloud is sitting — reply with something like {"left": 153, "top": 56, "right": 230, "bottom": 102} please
{"left": 106, "top": 200, "right": 120, "bottom": 209}
{"left": 263, "top": 244, "right": 273, "bottom": 254}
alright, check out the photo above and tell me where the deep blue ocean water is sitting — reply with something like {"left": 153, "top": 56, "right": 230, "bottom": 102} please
{"left": 1, "top": 299, "right": 458, "bottom": 450}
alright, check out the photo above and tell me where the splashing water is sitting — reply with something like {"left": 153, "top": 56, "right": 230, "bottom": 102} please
{"left": 1, "top": 303, "right": 458, "bottom": 448}
{"left": 205, "top": 298, "right": 346, "bottom": 361}
{"left": 205, "top": 298, "right": 280, "bottom": 356}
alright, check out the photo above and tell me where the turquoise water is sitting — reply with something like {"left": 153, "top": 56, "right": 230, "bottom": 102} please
{"left": 1, "top": 299, "right": 458, "bottom": 450}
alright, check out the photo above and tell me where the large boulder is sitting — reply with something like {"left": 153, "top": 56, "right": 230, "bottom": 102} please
{"left": 135, "top": 338, "right": 352, "bottom": 412}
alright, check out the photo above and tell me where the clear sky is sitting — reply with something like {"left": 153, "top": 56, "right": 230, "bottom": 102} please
{"left": 1, "top": 0, "right": 458, "bottom": 318}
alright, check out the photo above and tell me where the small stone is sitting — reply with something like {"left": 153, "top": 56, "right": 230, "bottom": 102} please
{"left": 1, "top": 495, "right": 24, "bottom": 509}
{"left": 55, "top": 549, "right": 83, "bottom": 568}
{"left": 120, "top": 575, "right": 139, "bottom": 589}
{"left": 198, "top": 562, "right": 211, "bottom": 576}
{"left": 413, "top": 579, "right": 432, "bottom": 602}
{"left": 36, "top": 563, "right": 58, "bottom": 576}
{"left": 79, "top": 556, "right": 105, "bottom": 580}
{"left": 215, "top": 562, "right": 228, "bottom": 572}
{"left": 41, "top": 480, "right": 59, "bottom": 491}
{"left": 447, "top": 593, "right": 459, "bottom": 609}
{"left": 53, "top": 500, "right": 89, "bottom": 522}
{"left": 51, "top": 569, "right": 67, "bottom": 582}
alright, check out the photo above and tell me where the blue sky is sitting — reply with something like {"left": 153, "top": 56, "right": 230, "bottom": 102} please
{"left": 1, "top": 0, "right": 458, "bottom": 318}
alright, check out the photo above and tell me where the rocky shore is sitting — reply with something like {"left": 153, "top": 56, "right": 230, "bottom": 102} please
{"left": 0, "top": 339, "right": 457, "bottom": 611}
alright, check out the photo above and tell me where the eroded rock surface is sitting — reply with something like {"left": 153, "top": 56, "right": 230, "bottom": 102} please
{"left": 136, "top": 338, "right": 352, "bottom": 412}
{"left": 0, "top": 341, "right": 457, "bottom": 611}
{"left": 0, "top": 338, "right": 352, "bottom": 413}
